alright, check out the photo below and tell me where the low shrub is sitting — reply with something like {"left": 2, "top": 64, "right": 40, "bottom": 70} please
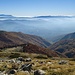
{"left": 9, "top": 53, "right": 20, "bottom": 58}
{"left": 34, "top": 55, "right": 48, "bottom": 59}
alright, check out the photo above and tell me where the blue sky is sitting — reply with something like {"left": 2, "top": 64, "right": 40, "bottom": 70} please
{"left": 0, "top": 0, "right": 75, "bottom": 16}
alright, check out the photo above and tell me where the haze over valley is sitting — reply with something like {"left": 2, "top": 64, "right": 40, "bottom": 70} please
{"left": 0, "top": 14, "right": 75, "bottom": 42}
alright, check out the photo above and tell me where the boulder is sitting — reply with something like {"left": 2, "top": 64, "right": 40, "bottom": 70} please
{"left": 17, "top": 57, "right": 25, "bottom": 61}
{"left": 58, "top": 60, "right": 67, "bottom": 65}
{"left": 34, "top": 69, "right": 46, "bottom": 75}
{"left": 0, "top": 71, "right": 5, "bottom": 75}
{"left": 25, "top": 58, "right": 31, "bottom": 62}
{"left": 39, "top": 61, "right": 45, "bottom": 64}
{"left": 10, "top": 59, "right": 16, "bottom": 63}
{"left": 8, "top": 69, "right": 16, "bottom": 74}
{"left": 47, "top": 62, "right": 52, "bottom": 65}
{"left": 21, "top": 63, "right": 32, "bottom": 71}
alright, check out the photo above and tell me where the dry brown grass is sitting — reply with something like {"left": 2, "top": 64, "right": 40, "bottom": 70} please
{"left": 0, "top": 47, "right": 75, "bottom": 75}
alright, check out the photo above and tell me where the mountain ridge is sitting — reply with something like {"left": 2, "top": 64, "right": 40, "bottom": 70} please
{"left": 0, "top": 31, "right": 51, "bottom": 49}
{"left": 34, "top": 15, "right": 75, "bottom": 18}
{"left": 61, "top": 32, "right": 75, "bottom": 40}
{"left": 0, "top": 14, "right": 75, "bottom": 18}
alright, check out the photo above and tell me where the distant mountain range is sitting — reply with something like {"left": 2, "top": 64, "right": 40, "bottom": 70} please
{"left": 0, "top": 14, "right": 14, "bottom": 17}
{"left": 50, "top": 32, "right": 75, "bottom": 58}
{"left": 0, "top": 14, "right": 75, "bottom": 20}
{"left": 0, "top": 14, "right": 75, "bottom": 43}
{"left": 34, "top": 15, "right": 75, "bottom": 18}
{"left": 0, "top": 31, "right": 51, "bottom": 49}
{"left": 0, "top": 14, "right": 75, "bottom": 19}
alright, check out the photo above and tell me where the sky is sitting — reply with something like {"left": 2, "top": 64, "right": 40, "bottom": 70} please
{"left": 0, "top": 0, "right": 75, "bottom": 17}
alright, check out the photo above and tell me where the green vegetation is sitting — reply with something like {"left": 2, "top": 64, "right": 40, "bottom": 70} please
{"left": 9, "top": 53, "right": 21, "bottom": 58}
{"left": 34, "top": 55, "right": 48, "bottom": 59}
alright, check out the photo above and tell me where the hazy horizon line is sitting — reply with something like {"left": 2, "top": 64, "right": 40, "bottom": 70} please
{"left": 0, "top": 13, "right": 75, "bottom": 17}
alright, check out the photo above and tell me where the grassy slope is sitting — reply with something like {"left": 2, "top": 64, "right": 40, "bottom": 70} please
{"left": 0, "top": 47, "right": 75, "bottom": 75}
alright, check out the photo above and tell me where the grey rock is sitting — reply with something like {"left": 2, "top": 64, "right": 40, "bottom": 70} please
{"left": 17, "top": 57, "right": 25, "bottom": 61}
{"left": 34, "top": 69, "right": 46, "bottom": 75}
{"left": 8, "top": 69, "right": 16, "bottom": 74}
{"left": 25, "top": 58, "right": 31, "bottom": 62}
{"left": 58, "top": 60, "right": 67, "bottom": 65}
{"left": 47, "top": 62, "right": 52, "bottom": 65}
{"left": 21, "top": 63, "right": 32, "bottom": 71}
{"left": 39, "top": 61, "right": 45, "bottom": 64}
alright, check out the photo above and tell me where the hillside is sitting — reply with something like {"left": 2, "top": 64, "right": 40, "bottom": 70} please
{"left": 61, "top": 32, "right": 75, "bottom": 40}
{"left": 22, "top": 43, "right": 58, "bottom": 57}
{"left": 49, "top": 32, "right": 75, "bottom": 58}
{"left": 50, "top": 39, "right": 75, "bottom": 58}
{"left": 50, "top": 34, "right": 65, "bottom": 43}
{"left": 0, "top": 31, "right": 51, "bottom": 49}
{"left": 0, "top": 49, "right": 75, "bottom": 75}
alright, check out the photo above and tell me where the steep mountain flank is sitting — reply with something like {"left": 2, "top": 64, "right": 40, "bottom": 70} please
{"left": 0, "top": 31, "right": 51, "bottom": 49}
{"left": 50, "top": 39, "right": 75, "bottom": 58}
